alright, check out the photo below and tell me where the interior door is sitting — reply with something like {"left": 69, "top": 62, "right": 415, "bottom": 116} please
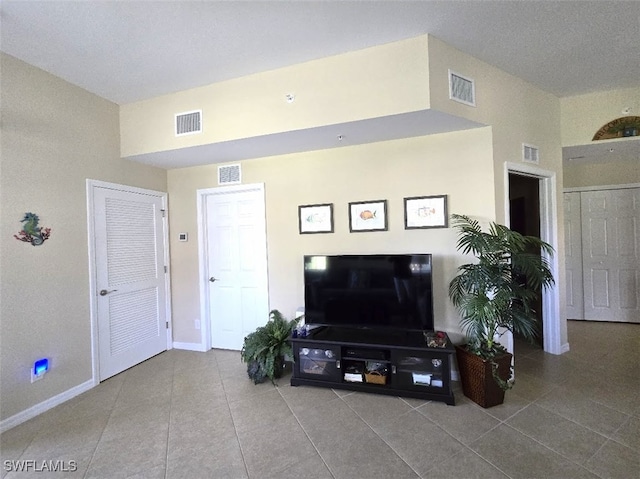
{"left": 204, "top": 185, "right": 269, "bottom": 350}
{"left": 93, "top": 185, "right": 169, "bottom": 380}
{"left": 581, "top": 188, "right": 640, "bottom": 322}
{"left": 564, "top": 192, "right": 584, "bottom": 319}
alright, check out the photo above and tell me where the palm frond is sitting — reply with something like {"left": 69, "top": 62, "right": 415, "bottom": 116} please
{"left": 448, "top": 213, "right": 554, "bottom": 360}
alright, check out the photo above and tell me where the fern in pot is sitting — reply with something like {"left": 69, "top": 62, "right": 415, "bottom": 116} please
{"left": 448, "top": 214, "right": 554, "bottom": 407}
{"left": 240, "top": 310, "right": 298, "bottom": 384}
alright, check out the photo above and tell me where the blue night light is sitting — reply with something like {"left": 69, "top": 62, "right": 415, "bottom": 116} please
{"left": 34, "top": 358, "right": 49, "bottom": 376}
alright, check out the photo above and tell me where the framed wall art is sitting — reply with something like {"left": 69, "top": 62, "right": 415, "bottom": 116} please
{"left": 298, "top": 203, "right": 334, "bottom": 234}
{"left": 349, "top": 199, "right": 387, "bottom": 232}
{"left": 404, "top": 195, "right": 448, "bottom": 229}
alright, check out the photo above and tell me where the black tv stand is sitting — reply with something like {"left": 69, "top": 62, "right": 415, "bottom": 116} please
{"left": 290, "top": 326, "right": 455, "bottom": 405}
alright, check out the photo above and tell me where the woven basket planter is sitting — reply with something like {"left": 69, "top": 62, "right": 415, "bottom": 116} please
{"left": 455, "top": 345, "right": 512, "bottom": 408}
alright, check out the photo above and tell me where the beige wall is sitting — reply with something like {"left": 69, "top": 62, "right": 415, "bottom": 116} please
{"left": 121, "top": 36, "right": 431, "bottom": 158}
{"left": 560, "top": 87, "right": 640, "bottom": 190}
{"left": 0, "top": 54, "right": 167, "bottom": 422}
{"left": 564, "top": 159, "right": 640, "bottom": 188}
{"left": 560, "top": 87, "right": 640, "bottom": 146}
{"left": 427, "top": 35, "right": 564, "bottom": 223}
{"left": 427, "top": 36, "right": 567, "bottom": 346}
{"left": 168, "top": 128, "right": 496, "bottom": 345}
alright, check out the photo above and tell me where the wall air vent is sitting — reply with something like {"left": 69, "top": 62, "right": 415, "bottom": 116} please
{"left": 448, "top": 70, "right": 476, "bottom": 107}
{"left": 218, "top": 164, "right": 241, "bottom": 185}
{"left": 175, "top": 110, "right": 202, "bottom": 136}
{"left": 522, "top": 144, "right": 540, "bottom": 163}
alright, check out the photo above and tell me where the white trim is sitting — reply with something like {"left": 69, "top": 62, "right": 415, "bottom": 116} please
{"left": 504, "top": 162, "right": 565, "bottom": 356}
{"left": 172, "top": 342, "right": 207, "bottom": 352}
{"left": 561, "top": 342, "right": 571, "bottom": 354}
{"left": 0, "top": 379, "right": 94, "bottom": 433}
{"left": 86, "top": 179, "right": 172, "bottom": 384}
{"left": 563, "top": 182, "right": 640, "bottom": 193}
{"left": 196, "top": 183, "right": 268, "bottom": 352}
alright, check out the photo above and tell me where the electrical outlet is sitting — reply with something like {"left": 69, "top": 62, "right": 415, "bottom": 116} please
{"left": 194, "top": 319, "right": 200, "bottom": 330}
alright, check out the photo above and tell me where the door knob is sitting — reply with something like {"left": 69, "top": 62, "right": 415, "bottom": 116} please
{"left": 99, "top": 289, "right": 118, "bottom": 296}
{"left": 209, "top": 277, "right": 218, "bottom": 283}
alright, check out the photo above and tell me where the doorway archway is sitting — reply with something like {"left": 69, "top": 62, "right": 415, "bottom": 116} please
{"left": 504, "top": 163, "right": 565, "bottom": 355}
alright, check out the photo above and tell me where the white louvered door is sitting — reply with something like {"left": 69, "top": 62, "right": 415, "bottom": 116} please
{"left": 93, "top": 186, "right": 168, "bottom": 380}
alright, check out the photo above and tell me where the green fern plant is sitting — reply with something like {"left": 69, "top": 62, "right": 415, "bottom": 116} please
{"left": 240, "top": 310, "right": 298, "bottom": 384}
{"left": 448, "top": 214, "right": 555, "bottom": 387}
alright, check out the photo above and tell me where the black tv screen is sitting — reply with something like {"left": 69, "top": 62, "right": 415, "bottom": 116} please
{"left": 303, "top": 254, "right": 434, "bottom": 331}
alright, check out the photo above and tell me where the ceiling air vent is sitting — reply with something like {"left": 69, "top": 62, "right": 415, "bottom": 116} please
{"left": 523, "top": 144, "right": 540, "bottom": 163}
{"left": 175, "top": 110, "right": 202, "bottom": 136}
{"left": 218, "top": 164, "right": 241, "bottom": 185}
{"left": 448, "top": 70, "right": 476, "bottom": 107}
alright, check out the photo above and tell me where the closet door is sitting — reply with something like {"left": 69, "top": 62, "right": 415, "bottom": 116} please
{"left": 581, "top": 188, "right": 640, "bottom": 323}
{"left": 564, "top": 192, "right": 584, "bottom": 319}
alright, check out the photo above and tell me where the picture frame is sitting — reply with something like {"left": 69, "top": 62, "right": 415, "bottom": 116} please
{"left": 404, "top": 195, "right": 448, "bottom": 229}
{"left": 298, "top": 203, "right": 334, "bottom": 234}
{"left": 349, "top": 199, "right": 387, "bottom": 232}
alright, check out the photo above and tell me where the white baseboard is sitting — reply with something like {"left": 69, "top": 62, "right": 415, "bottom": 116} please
{"left": 172, "top": 341, "right": 207, "bottom": 352}
{"left": 561, "top": 342, "right": 570, "bottom": 354}
{"left": 0, "top": 379, "right": 95, "bottom": 433}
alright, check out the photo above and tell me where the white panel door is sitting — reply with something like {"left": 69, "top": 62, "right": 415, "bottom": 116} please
{"left": 582, "top": 188, "right": 640, "bottom": 323}
{"left": 205, "top": 186, "right": 269, "bottom": 350}
{"left": 564, "top": 192, "right": 584, "bottom": 319}
{"left": 93, "top": 186, "right": 168, "bottom": 380}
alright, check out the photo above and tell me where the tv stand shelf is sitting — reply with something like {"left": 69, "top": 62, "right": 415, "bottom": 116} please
{"left": 290, "top": 326, "right": 455, "bottom": 405}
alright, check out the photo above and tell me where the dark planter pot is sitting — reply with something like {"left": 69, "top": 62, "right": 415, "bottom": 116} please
{"left": 273, "top": 356, "right": 285, "bottom": 379}
{"left": 455, "top": 345, "right": 513, "bottom": 408}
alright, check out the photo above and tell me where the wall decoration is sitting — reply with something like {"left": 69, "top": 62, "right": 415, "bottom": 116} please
{"left": 404, "top": 195, "right": 448, "bottom": 229}
{"left": 592, "top": 116, "right": 640, "bottom": 140}
{"left": 299, "top": 203, "right": 334, "bottom": 234}
{"left": 349, "top": 199, "right": 387, "bottom": 232}
{"left": 14, "top": 212, "right": 52, "bottom": 246}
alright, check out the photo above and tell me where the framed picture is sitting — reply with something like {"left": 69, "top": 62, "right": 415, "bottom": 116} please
{"left": 298, "top": 203, "right": 334, "bottom": 234}
{"left": 349, "top": 199, "right": 387, "bottom": 232}
{"left": 404, "top": 195, "right": 448, "bottom": 229}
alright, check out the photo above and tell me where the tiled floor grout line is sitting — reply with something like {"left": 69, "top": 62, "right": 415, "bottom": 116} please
{"left": 216, "top": 358, "right": 252, "bottom": 479}
{"left": 82, "top": 371, "right": 127, "bottom": 479}
{"left": 338, "top": 395, "right": 425, "bottom": 479}
{"left": 162, "top": 354, "right": 178, "bottom": 479}
{"left": 275, "top": 386, "right": 338, "bottom": 479}
{"left": 531, "top": 389, "right": 632, "bottom": 443}
{"left": 499, "top": 421, "right": 607, "bottom": 479}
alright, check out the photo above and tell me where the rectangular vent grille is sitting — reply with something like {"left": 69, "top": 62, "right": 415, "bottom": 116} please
{"left": 523, "top": 144, "right": 540, "bottom": 163}
{"left": 218, "top": 164, "right": 241, "bottom": 185}
{"left": 448, "top": 70, "right": 476, "bottom": 106}
{"left": 175, "top": 110, "right": 202, "bottom": 136}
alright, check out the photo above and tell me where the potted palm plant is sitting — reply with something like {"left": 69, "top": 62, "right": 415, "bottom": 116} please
{"left": 448, "top": 214, "right": 554, "bottom": 407}
{"left": 240, "top": 310, "right": 298, "bottom": 384}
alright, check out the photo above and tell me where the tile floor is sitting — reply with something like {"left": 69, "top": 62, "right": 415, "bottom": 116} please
{"left": 1, "top": 320, "right": 638, "bottom": 478}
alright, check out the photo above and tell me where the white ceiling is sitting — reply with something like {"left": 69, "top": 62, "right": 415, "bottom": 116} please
{"left": 2, "top": 1, "right": 639, "bottom": 168}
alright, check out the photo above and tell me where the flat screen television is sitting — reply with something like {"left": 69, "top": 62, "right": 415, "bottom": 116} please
{"left": 303, "top": 254, "right": 434, "bottom": 331}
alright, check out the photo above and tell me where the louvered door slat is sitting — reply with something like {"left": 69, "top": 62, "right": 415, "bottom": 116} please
{"left": 94, "top": 185, "right": 168, "bottom": 381}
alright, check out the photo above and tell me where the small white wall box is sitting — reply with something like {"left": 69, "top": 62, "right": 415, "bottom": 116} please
{"left": 32, "top": 358, "right": 49, "bottom": 382}
{"left": 178, "top": 233, "right": 188, "bottom": 242}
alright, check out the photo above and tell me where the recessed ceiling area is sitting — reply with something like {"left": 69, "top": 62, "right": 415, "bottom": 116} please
{"left": 128, "top": 110, "right": 484, "bottom": 169}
